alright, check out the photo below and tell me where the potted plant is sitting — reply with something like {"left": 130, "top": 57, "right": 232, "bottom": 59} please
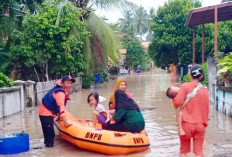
{"left": 217, "top": 53, "right": 232, "bottom": 87}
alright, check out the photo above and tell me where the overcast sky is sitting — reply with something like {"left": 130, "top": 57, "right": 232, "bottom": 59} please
{"left": 95, "top": 0, "right": 222, "bottom": 23}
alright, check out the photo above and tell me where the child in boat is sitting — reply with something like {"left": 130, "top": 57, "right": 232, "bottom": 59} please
{"left": 87, "top": 92, "right": 110, "bottom": 128}
{"left": 166, "top": 86, "right": 185, "bottom": 135}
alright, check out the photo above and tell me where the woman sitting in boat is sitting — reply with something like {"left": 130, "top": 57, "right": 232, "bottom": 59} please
{"left": 106, "top": 89, "right": 145, "bottom": 133}
{"left": 109, "top": 78, "right": 133, "bottom": 110}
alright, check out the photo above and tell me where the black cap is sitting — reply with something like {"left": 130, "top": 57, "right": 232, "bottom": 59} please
{"left": 190, "top": 64, "right": 203, "bottom": 77}
{"left": 61, "top": 75, "right": 75, "bottom": 83}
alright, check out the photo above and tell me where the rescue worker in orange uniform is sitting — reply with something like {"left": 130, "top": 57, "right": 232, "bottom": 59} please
{"left": 38, "top": 75, "right": 75, "bottom": 147}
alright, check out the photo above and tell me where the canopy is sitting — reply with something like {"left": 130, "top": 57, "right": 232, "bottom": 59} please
{"left": 186, "top": 2, "right": 232, "bottom": 27}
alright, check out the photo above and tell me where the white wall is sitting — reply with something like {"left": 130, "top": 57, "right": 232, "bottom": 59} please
{"left": 0, "top": 86, "right": 24, "bottom": 118}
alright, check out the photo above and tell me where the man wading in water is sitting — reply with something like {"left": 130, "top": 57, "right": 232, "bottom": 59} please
{"left": 38, "top": 75, "right": 75, "bottom": 147}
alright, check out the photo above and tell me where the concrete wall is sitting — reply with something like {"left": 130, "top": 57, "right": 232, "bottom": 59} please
{"left": 0, "top": 86, "right": 24, "bottom": 118}
{"left": 207, "top": 57, "right": 217, "bottom": 105}
{"left": 0, "top": 77, "right": 82, "bottom": 118}
{"left": 208, "top": 57, "right": 232, "bottom": 118}
{"left": 215, "top": 87, "right": 232, "bottom": 117}
{"left": 36, "top": 80, "right": 55, "bottom": 106}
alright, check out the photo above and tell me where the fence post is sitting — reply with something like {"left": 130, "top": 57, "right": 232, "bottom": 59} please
{"left": 14, "top": 80, "right": 25, "bottom": 111}
{"left": 25, "top": 80, "right": 35, "bottom": 107}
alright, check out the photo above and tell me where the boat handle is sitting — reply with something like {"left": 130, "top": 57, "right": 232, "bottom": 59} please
{"left": 114, "top": 133, "right": 126, "bottom": 137}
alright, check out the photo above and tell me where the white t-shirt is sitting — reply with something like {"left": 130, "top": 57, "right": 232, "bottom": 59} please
{"left": 94, "top": 103, "right": 106, "bottom": 113}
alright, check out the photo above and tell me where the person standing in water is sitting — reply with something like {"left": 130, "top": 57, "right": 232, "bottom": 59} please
{"left": 38, "top": 75, "right": 75, "bottom": 147}
{"left": 173, "top": 64, "right": 209, "bottom": 157}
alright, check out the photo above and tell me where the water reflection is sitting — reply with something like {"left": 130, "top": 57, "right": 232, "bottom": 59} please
{"left": 0, "top": 69, "right": 232, "bottom": 157}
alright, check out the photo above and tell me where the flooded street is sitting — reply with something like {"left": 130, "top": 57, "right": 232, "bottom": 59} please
{"left": 1, "top": 69, "right": 232, "bottom": 157}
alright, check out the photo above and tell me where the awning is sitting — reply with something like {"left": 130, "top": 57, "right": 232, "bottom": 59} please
{"left": 186, "top": 2, "right": 232, "bottom": 27}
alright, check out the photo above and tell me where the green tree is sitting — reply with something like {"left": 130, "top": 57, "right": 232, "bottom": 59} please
{"left": 218, "top": 21, "right": 232, "bottom": 54}
{"left": 0, "top": 0, "right": 43, "bottom": 75}
{"left": 1, "top": 0, "right": 139, "bottom": 82}
{"left": 0, "top": 72, "right": 14, "bottom": 87}
{"left": 122, "top": 35, "right": 150, "bottom": 70}
{"left": 146, "top": 7, "right": 155, "bottom": 41}
{"left": 0, "top": 0, "right": 42, "bottom": 16}
{"left": 71, "top": 0, "right": 137, "bottom": 75}
{"left": 149, "top": 0, "right": 214, "bottom": 69}
{"left": 9, "top": 1, "right": 89, "bottom": 81}
{"left": 134, "top": 6, "right": 149, "bottom": 40}
{"left": 118, "top": 10, "right": 135, "bottom": 34}
{"left": 118, "top": 6, "right": 151, "bottom": 41}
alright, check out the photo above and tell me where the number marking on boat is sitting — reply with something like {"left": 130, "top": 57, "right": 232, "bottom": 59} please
{"left": 133, "top": 137, "right": 144, "bottom": 144}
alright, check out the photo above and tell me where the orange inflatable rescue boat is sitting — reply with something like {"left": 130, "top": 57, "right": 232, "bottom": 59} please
{"left": 55, "top": 112, "right": 150, "bottom": 155}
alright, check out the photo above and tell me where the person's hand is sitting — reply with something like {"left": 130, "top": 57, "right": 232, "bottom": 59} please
{"left": 54, "top": 116, "right": 60, "bottom": 121}
{"left": 105, "top": 118, "right": 110, "bottom": 123}
{"left": 109, "top": 102, "right": 115, "bottom": 110}
{"left": 64, "top": 121, "right": 72, "bottom": 128}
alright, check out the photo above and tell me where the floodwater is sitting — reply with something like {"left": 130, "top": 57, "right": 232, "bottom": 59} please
{"left": 1, "top": 69, "right": 232, "bottom": 157}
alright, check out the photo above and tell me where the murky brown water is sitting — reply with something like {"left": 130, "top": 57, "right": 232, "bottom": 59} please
{"left": 1, "top": 69, "right": 232, "bottom": 157}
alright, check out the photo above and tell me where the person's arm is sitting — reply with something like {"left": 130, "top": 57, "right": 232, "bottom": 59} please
{"left": 109, "top": 94, "right": 115, "bottom": 110}
{"left": 109, "top": 109, "right": 115, "bottom": 115}
{"left": 175, "top": 106, "right": 181, "bottom": 126}
{"left": 101, "top": 110, "right": 110, "bottom": 123}
{"left": 112, "top": 109, "right": 126, "bottom": 123}
{"left": 126, "top": 92, "right": 133, "bottom": 99}
{"left": 54, "top": 92, "right": 72, "bottom": 128}
{"left": 109, "top": 102, "right": 115, "bottom": 110}
{"left": 173, "top": 84, "right": 187, "bottom": 107}
{"left": 54, "top": 92, "right": 66, "bottom": 113}
{"left": 108, "top": 109, "right": 115, "bottom": 120}
{"left": 177, "top": 108, "right": 185, "bottom": 135}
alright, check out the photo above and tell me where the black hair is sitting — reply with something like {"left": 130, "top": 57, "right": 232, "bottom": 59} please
{"left": 87, "top": 92, "right": 99, "bottom": 103}
{"left": 190, "top": 64, "right": 204, "bottom": 79}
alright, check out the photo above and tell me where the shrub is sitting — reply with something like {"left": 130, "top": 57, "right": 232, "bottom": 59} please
{"left": 201, "top": 62, "right": 208, "bottom": 86}
{"left": 0, "top": 72, "right": 14, "bottom": 88}
{"left": 182, "top": 63, "right": 208, "bottom": 86}
{"left": 182, "top": 74, "right": 191, "bottom": 83}
{"left": 217, "top": 52, "right": 232, "bottom": 82}
{"left": 99, "top": 70, "right": 108, "bottom": 83}
{"left": 82, "top": 75, "right": 94, "bottom": 89}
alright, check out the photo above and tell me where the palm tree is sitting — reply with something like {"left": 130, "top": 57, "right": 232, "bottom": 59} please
{"left": 2, "top": 0, "right": 138, "bottom": 79}
{"left": 146, "top": 7, "right": 155, "bottom": 41}
{"left": 68, "top": 0, "right": 137, "bottom": 74}
{"left": 118, "top": 10, "right": 135, "bottom": 34}
{"left": 133, "top": 6, "right": 149, "bottom": 41}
